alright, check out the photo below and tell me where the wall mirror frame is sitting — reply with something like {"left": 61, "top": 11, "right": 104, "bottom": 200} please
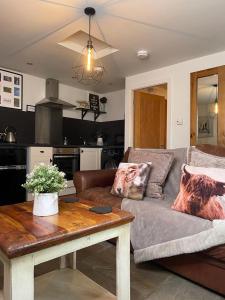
{"left": 190, "top": 65, "right": 225, "bottom": 146}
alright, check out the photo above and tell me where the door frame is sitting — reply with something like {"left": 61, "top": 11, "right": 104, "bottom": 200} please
{"left": 190, "top": 65, "right": 225, "bottom": 146}
{"left": 125, "top": 77, "right": 171, "bottom": 150}
{"left": 133, "top": 90, "right": 167, "bottom": 148}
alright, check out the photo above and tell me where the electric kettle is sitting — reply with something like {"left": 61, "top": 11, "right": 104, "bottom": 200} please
{"left": 4, "top": 126, "right": 16, "bottom": 143}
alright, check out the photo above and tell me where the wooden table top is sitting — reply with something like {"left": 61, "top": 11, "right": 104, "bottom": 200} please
{"left": 0, "top": 199, "right": 134, "bottom": 259}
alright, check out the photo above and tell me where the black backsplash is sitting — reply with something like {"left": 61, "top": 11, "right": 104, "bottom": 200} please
{"left": 0, "top": 107, "right": 124, "bottom": 146}
{"left": 0, "top": 107, "right": 35, "bottom": 144}
{"left": 63, "top": 117, "right": 98, "bottom": 145}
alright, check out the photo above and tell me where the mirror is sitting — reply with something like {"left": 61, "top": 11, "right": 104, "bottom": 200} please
{"left": 196, "top": 75, "right": 218, "bottom": 145}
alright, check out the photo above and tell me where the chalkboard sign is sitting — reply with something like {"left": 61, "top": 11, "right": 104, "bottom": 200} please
{"left": 89, "top": 93, "right": 99, "bottom": 112}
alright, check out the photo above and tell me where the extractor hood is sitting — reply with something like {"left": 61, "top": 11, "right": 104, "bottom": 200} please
{"left": 36, "top": 78, "right": 75, "bottom": 108}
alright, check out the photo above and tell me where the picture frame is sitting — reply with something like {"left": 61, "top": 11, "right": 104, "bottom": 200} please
{"left": 89, "top": 93, "right": 99, "bottom": 112}
{"left": 0, "top": 69, "right": 23, "bottom": 110}
{"left": 198, "top": 116, "right": 214, "bottom": 138}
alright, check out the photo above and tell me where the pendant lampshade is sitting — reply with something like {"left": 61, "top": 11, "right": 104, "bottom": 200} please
{"left": 72, "top": 7, "right": 105, "bottom": 85}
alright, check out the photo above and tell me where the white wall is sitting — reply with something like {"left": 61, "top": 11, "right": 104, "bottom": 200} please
{"left": 125, "top": 50, "right": 225, "bottom": 150}
{"left": 100, "top": 89, "right": 125, "bottom": 122}
{"left": 21, "top": 72, "right": 93, "bottom": 120}
{"left": 5, "top": 68, "right": 124, "bottom": 122}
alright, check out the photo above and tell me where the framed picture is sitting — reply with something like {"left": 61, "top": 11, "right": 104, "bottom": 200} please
{"left": 198, "top": 116, "right": 214, "bottom": 138}
{"left": 0, "top": 69, "right": 23, "bottom": 110}
{"left": 89, "top": 93, "right": 99, "bottom": 112}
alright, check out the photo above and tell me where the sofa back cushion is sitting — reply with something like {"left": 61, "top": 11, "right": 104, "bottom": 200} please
{"left": 128, "top": 148, "right": 174, "bottom": 199}
{"left": 196, "top": 144, "right": 225, "bottom": 157}
{"left": 188, "top": 146, "right": 225, "bottom": 168}
{"left": 163, "top": 148, "right": 187, "bottom": 198}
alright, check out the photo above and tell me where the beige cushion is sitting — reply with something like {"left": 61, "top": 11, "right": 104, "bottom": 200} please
{"left": 128, "top": 148, "right": 174, "bottom": 198}
{"left": 187, "top": 146, "right": 225, "bottom": 168}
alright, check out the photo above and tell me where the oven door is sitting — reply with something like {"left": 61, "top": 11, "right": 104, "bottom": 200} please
{"left": 53, "top": 154, "right": 80, "bottom": 181}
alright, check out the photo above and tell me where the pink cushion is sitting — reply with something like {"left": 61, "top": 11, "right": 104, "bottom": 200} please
{"left": 172, "top": 164, "right": 225, "bottom": 220}
{"left": 111, "top": 162, "right": 151, "bottom": 200}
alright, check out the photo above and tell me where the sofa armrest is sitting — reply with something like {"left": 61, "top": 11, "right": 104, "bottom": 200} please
{"left": 74, "top": 169, "right": 117, "bottom": 194}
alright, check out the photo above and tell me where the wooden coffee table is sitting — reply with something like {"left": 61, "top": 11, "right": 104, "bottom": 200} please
{"left": 0, "top": 199, "right": 134, "bottom": 300}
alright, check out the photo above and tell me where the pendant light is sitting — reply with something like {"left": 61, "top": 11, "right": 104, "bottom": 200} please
{"left": 214, "top": 84, "right": 218, "bottom": 114}
{"left": 73, "top": 7, "right": 105, "bottom": 85}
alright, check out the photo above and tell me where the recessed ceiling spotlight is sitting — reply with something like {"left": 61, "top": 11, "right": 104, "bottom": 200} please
{"left": 137, "top": 49, "right": 149, "bottom": 60}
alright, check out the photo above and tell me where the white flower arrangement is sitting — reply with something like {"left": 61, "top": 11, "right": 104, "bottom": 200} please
{"left": 22, "top": 163, "right": 67, "bottom": 194}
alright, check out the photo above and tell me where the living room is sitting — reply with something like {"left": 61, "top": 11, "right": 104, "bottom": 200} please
{"left": 1, "top": 0, "right": 225, "bottom": 299}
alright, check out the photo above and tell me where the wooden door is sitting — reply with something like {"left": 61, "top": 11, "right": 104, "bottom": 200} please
{"left": 134, "top": 91, "right": 167, "bottom": 148}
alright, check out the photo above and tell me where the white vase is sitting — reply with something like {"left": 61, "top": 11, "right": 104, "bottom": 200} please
{"left": 33, "top": 192, "right": 58, "bottom": 216}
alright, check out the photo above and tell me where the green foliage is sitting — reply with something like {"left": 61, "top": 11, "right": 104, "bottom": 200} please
{"left": 22, "top": 163, "right": 67, "bottom": 193}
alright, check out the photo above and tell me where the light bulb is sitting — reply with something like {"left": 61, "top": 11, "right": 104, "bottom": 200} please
{"left": 87, "top": 46, "right": 93, "bottom": 72}
{"left": 215, "top": 102, "right": 218, "bottom": 114}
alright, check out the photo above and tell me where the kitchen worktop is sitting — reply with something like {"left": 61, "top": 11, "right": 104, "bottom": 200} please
{"left": 0, "top": 143, "right": 124, "bottom": 149}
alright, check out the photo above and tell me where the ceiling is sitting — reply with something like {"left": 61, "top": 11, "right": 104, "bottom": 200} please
{"left": 1, "top": 0, "right": 225, "bottom": 93}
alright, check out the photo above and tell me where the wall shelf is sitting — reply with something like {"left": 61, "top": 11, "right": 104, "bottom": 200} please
{"left": 76, "top": 108, "right": 106, "bottom": 121}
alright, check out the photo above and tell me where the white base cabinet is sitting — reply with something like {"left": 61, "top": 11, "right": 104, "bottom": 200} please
{"left": 80, "top": 148, "right": 102, "bottom": 171}
{"left": 26, "top": 147, "right": 53, "bottom": 201}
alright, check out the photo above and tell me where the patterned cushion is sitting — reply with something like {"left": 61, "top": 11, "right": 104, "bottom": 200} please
{"left": 187, "top": 146, "right": 225, "bottom": 168}
{"left": 111, "top": 162, "right": 151, "bottom": 200}
{"left": 172, "top": 164, "right": 225, "bottom": 220}
{"left": 128, "top": 148, "right": 174, "bottom": 199}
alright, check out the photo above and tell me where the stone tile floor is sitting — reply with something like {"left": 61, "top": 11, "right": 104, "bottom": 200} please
{"left": 36, "top": 242, "right": 223, "bottom": 300}
{"left": 0, "top": 242, "right": 223, "bottom": 300}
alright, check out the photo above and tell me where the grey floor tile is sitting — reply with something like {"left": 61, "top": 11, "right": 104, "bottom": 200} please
{"left": 0, "top": 241, "right": 223, "bottom": 300}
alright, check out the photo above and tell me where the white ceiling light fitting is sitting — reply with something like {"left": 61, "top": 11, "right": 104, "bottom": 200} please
{"left": 72, "top": 7, "right": 105, "bottom": 85}
{"left": 137, "top": 49, "right": 149, "bottom": 60}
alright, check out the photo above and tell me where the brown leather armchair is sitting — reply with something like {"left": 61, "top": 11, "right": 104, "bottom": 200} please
{"left": 74, "top": 169, "right": 122, "bottom": 208}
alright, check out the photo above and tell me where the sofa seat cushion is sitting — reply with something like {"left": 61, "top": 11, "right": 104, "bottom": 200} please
{"left": 122, "top": 196, "right": 212, "bottom": 251}
{"left": 77, "top": 186, "right": 122, "bottom": 208}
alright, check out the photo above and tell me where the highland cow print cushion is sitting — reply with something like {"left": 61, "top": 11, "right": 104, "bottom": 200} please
{"left": 172, "top": 164, "right": 225, "bottom": 220}
{"left": 111, "top": 162, "right": 151, "bottom": 200}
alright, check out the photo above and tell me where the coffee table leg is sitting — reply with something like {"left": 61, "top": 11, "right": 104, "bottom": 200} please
{"left": 60, "top": 255, "right": 67, "bottom": 269}
{"left": 60, "top": 252, "right": 76, "bottom": 269}
{"left": 116, "top": 224, "right": 130, "bottom": 300}
{"left": 4, "top": 255, "right": 34, "bottom": 300}
{"left": 69, "top": 252, "right": 76, "bottom": 269}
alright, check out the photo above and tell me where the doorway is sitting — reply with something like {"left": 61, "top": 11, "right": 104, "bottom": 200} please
{"left": 133, "top": 84, "right": 167, "bottom": 148}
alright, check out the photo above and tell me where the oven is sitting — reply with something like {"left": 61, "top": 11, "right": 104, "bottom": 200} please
{"left": 0, "top": 147, "right": 27, "bottom": 205}
{"left": 53, "top": 148, "right": 80, "bottom": 194}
